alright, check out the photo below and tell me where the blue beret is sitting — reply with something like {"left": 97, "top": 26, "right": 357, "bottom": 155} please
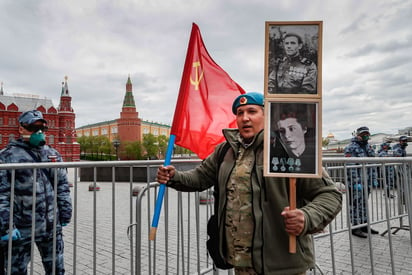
{"left": 232, "top": 92, "right": 264, "bottom": 114}
{"left": 19, "top": 110, "right": 47, "bottom": 125}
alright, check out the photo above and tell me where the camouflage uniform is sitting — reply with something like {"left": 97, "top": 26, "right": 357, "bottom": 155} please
{"left": 392, "top": 140, "right": 408, "bottom": 201}
{"left": 225, "top": 145, "right": 254, "bottom": 267}
{"left": 0, "top": 138, "right": 72, "bottom": 275}
{"left": 392, "top": 143, "right": 407, "bottom": 157}
{"left": 268, "top": 55, "right": 317, "bottom": 94}
{"left": 344, "top": 137, "right": 376, "bottom": 225}
{"left": 377, "top": 144, "right": 395, "bottom": 195}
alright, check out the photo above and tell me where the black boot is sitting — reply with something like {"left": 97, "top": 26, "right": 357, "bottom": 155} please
{"left": 352, "top": 228, "right": 367, "bottom": 238}
{"left": 361, "top": 226, "right": 379, "bottom": 234}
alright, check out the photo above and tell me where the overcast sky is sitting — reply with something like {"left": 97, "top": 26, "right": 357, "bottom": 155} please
{"left": 1, "top": 0, "right": 411, "bottom": 141}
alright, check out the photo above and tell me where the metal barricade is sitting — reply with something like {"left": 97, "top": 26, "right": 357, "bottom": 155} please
{"left": 317, "top": 157, "right": 412, "bottom": 275}
{"left": 0, "top": 157, "right": 410, "bottom": 274}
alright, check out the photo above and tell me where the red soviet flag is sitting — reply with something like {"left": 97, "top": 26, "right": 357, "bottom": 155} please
{"left": 171, "top": 23, "right": 245, "bottom": 159}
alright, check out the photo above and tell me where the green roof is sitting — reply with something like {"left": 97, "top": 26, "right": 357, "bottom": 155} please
{"left": 76, "top": 119, "right": 170, "bottom": 130}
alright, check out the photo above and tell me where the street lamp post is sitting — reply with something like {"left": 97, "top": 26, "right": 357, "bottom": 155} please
{"left": 113, "top": 140, "right": 120, "bottom": 160}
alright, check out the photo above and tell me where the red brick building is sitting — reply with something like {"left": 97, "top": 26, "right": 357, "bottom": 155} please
{"left": 76, "top": 76, "right": 171, "bottom": 157}
{"left": 0, "top": 78, "right": 80, "bottom": 161}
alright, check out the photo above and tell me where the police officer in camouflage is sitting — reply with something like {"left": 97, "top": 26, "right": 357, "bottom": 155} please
{"left": 392, "top": 135, "right": 408, "bottom": 157}
{"left": 0, "top": 110, "right": 72, "bottom": 274}
{"left": 377, "top": 142, "right": 395, "bottom": 198}
{"left": 268, "top": 33, "right": 317, "bottom": 94}
{"left": 392, "top": 136, "right": 409, "bottom": 199}
{"left": 344, "top": 126, "right": 379, "bottom": 238}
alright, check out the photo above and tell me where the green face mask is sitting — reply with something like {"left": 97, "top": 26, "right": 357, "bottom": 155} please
{"left": 29, "top": 131, "right": 46, "bottom": 147}
{"left": 361, "top": 135, "right": 370, "bottom": 142}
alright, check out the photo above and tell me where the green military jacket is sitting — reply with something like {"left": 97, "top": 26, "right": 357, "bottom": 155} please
{"left": 168, "top": 129, "right": 342, "bottom": 275}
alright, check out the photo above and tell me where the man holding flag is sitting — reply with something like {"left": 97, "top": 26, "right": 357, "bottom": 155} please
{"left": 157, "top": 92, "right": 342, "bottom": 274}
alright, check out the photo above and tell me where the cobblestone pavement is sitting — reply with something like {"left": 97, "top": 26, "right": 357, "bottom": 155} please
{"left": 314, "top": 224, "right": 411, "bottom": 275}
{"left": 28, "top": 168, "right": 212, "bottom": 275}
{"left": 24, "top": 168, "right": 412, "bottom": 275}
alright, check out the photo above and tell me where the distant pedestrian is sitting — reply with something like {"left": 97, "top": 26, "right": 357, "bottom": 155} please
{"left": 344, "top": 126, "right": 379, "bottom": 238}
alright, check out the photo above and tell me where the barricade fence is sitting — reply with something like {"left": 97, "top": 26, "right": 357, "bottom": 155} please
{"left": 0, "top": 157, "right": 411, "bottom": 275}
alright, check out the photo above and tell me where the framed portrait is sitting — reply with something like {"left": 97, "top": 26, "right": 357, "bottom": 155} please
{"left": 264, "top": 21, "right": 322, "bottom": 97}
{"left": 263, "top": 98, "right": 322, "bottom": 178}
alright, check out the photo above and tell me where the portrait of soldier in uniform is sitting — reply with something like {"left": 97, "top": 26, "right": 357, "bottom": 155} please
{"left": 267, "top": 23, "right": 320, "bottom": 95}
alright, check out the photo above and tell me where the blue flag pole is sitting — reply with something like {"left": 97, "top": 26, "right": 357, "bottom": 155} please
{"left": 149, "top": 134, "right": 176, "bottom": 240}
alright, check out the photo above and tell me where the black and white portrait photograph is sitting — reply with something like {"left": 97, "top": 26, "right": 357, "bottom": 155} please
{"left": 264, "top": 100, "right": 321, "bottom": 178}
{"left": 265, "top": 21, "right": 322, "bottom": 96}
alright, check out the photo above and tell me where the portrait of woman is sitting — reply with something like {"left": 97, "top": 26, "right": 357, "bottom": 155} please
{"left": 267, "top": 101, "right": 319, "bottom": 175}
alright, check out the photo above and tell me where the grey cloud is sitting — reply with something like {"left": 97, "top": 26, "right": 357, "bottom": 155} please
{"left": 345, "top": 35, "right": 412, "bottom": 58}
{"left": 1, "top": 0, "right": 411, "bottom": 141}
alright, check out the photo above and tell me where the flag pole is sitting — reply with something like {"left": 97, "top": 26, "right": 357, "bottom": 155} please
{"left": 289, "top": 177, "right": 297, "bottom": 253}
{"left": 149, "top": 134, "right": 176, "bottom": 240}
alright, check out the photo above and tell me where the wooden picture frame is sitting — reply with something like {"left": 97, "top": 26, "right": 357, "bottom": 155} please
{"left": 263, "top": 98, "right": 322, "bottom": 178}
{"left": 264, "top": 21, "right": 322, "bottom": 98}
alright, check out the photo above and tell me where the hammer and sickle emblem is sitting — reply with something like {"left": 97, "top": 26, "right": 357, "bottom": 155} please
{"left": 190, "top": 61, "right": 203, "bottom": 90}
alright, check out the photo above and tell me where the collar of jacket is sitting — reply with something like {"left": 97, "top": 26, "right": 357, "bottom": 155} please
{"left": 222, "top": 128, "right": 264, "bottom": 153}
